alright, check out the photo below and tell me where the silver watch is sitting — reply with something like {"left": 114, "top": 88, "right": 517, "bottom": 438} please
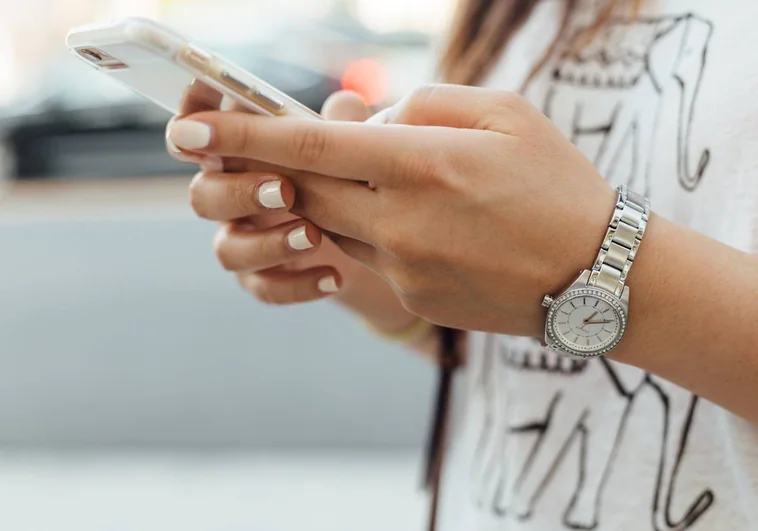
{"left": 542, "top": 185, "right": 650, "bottom": 358}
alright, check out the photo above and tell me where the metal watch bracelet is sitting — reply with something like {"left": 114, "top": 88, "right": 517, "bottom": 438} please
{"left": 589, "top": 185, "right": 651, "bottom": 297}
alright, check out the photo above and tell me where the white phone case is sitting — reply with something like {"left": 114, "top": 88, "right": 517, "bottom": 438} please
{"left": 66, "top": 17, "right": 322, "bottom": 120}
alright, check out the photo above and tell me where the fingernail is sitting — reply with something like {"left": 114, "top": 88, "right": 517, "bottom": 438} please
{"left": 287, "top": 226, "right": 314, "bottom": 251}
{"left": 258, "top": 181, "right": 286, "bottom": 209}
{"left": 168, "top": 120, "right": 212, "bottom": 150}
{"left": 166, "top": 137, "right": 200, "bottom": 163}
{"left": 318, "top": 275, "right": 339, "bottom": 294}
{"left": 201, "top": 156, "right": 224, "bottom": 173}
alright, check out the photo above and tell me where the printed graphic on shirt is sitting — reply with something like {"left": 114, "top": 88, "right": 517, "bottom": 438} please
{"left": 468, "top": 13, "right": 716, "bottom": 531}
{"left": 542, "top": 13, "right": 713, "bottom": 195}
{"left": 469, "top": 336, "right": 715, "bottom": 530}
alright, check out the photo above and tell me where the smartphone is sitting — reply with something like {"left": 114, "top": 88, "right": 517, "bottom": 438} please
{"left": 66, "top": 17, "right": 322, "bottom": 120}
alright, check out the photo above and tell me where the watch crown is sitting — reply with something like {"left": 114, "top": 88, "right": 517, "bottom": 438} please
{"left": 542, "top": 295, "right": 554, "bottom": 308}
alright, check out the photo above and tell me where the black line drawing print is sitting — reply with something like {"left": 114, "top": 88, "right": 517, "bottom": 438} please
{"left": 466, "top": 11, "right": 717, "bottom": 530}
{"left": 468, "top": 336, "right": 715, "bottom": 530}
{"left": 543, "top": 13, "right": 713, "bottom": 195}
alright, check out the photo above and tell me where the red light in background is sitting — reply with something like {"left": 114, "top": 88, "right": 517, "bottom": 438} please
{"left": 340, "top": 59, "right": 386, "bottom": 107}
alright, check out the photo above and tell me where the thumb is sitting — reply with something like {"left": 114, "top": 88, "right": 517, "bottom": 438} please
{"left": 321, "top": 91, "right": 370, "bottom": 122}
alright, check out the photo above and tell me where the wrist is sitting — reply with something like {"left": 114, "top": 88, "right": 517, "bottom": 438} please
{"left": 602, "top": 211, "right": 664, "bottom": 360}
{"left": 540, "top": 185, "right": 651, "bottom": 357}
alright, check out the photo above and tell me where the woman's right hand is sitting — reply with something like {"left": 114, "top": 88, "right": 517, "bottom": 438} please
{"left": 167, "top": 89, "right": 444, "bottom": 358}
{"left": 168, "top": 91, "right": 370, "bottom": 304}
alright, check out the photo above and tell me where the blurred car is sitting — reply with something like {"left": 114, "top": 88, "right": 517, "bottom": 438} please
{"left": 0, "top": 45, "right": 340, "bottom": 181}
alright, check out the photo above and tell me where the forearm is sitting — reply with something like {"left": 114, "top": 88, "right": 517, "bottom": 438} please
{"left": 610, "top": 214, "right": 758, "bottom": 423}
{"left": 334, "top": 264, "right": 441, "bottom": 360}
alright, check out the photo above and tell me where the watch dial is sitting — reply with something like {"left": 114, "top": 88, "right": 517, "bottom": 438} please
{"left": 549, "top": 292, "right": 624, "bottom": 354}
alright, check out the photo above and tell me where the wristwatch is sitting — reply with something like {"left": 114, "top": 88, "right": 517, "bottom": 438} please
{"left": 542, "top": 185, "right": 650, "bottom": 358}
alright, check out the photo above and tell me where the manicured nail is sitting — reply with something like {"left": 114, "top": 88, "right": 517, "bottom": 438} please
{"left": 318, "top": 276, "right": 339, "bottom": 294}
{"left": 258, "top": 180, "right": 286, "bottom": 209}
{"left": 287, "top": 226, "right": 314, "bottom": 251}
{"left": 201, "top": 156, "right": 224, "bottom": 173}
{"left": 168, "top": 120, "right": 212, "bottom": 150}
{"left": 166, "top": 137, "right": 200, "bottom": 163}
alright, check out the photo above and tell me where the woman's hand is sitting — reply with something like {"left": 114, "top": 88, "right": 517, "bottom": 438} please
{"left": 167, "top": 84, "right": 617, "bottom": 337}
{"left": 167, "top": 93, "right": 371, "bottom": 304}
{"left": 168, "top": 92, "right": 428, "bottom": 340}
{"left": 168, "top": 85, "right": 758, "bottom": 424}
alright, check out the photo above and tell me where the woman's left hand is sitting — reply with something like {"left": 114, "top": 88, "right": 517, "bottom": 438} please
{"left": 169, "top": 84, "right": 617, "bottom": 337}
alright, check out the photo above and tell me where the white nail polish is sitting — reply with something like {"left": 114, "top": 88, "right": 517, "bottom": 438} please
{"left": 287, "top": 226, "right": 314, "bottom": 251}
{"left": 166, "top": 136, "right": 181, "bottom": 154}
{"left": 168, "top": 120, "right": 212, "bottom": 150}
{"left": 258, "top": 181, "right": 286, "bottom": 209}
{"left": 201, "top": 156, "right": 224, "bottom": 173}
{"left": 166, "top": 137, "right": 198, "bottom": 163}
{"left": 318, "top": 276, "right": 339, "bottom": 293}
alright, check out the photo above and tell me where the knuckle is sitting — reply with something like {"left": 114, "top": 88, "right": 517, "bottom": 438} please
{"left": 496, "top": 90, "right": 526, "bottom": 112}
{"left": 227, "top": 178, "right": 259, "bottom": 215}
{"left": 293, "top": 280, "right": 317, "bottom": 303}
{"left": 230, "top": 116, "right": 257, "bottom": 155}
{"left": 405, "top": 84, "right": 438, "bottom": 112}
{"left": 212, "top": 230, "right": 235, "bottom": 271}
{"left": 260, "top": 229, "right": 290, "bottom": 263}
{"left": 249, "top": 279, "right": 281, "bottom": 305}
{"left": 290, "top": 125, "right": 330, "bottom": 166}
{"left": 392, "top": 150, "right": 439, "bottom": 183}
{"left": 188, "top": 173, "right": 209, "bottom": 218}
{"left": 398, "top": 84, "right": 441, "bottom": 123}
{"left": 436, "top": 157, "right": 469, "bottom": 193}
{"left": 493, "top": 92, "right": 537, "bottom": 130}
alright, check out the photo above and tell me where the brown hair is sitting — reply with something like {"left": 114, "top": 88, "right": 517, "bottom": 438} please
{"left": 440, "top": 0, "right": 642, "bottom": 87}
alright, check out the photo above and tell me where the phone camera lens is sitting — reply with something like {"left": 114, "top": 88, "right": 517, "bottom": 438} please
{"left": 79, "top": 48, "right": 105, "bottom": 62}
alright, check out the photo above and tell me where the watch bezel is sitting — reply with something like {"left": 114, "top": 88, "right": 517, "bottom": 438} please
{"left": 545, "top": 287, "right": 627, "bottom": 357}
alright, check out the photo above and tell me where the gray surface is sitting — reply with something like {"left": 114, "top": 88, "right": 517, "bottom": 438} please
{"left": 0, "top": 218, "right": 434, "bottom": 448}
{"left": 0, "top": 451, "right": 425, "bottom": 531}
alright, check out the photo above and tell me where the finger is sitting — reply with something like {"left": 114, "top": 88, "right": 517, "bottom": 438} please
{"left": 289, "top": 172, "right": 378, "bottom": 243}
{"left": 166, "top": 116, "right": 224, "bottom": 170}
{"left": 167, "top": 111, "right": 432, "bottom": 183}
{"left": 321, "top": 91, "right": 370, "bottom": 122}
{"left": 329, "top": 233, "right": 379, "bottom": 270}
{"left": 167, "top": 81, "right": 227, "bottom": 164}
{"left": 166, "top": 117, "right": 204, "bottom": 163}
{"left": 366, "top": 108, "right": 391, "bottom": 124}
{"left": 222, "top": 157, "right": 289, "bottom": 175}
{"left": 196, "top": 161, "right": 379, "bottom": 242}
{"left": 237, "top": 266, "right": 341, "bottom": 304}
{"left": 166, "top": 134, "right": 202, "bottom": 163}
{"left": 190, "top": 171, "right": 295, "bottom": 221}
{"left": 214, "top": 219, "right": 322, "bottom": 272}
{"left": 387, "top": 84, "right": 529, "bottom": 132}
{"left": 179, "top": 79, "right": 225, "bottom": 115}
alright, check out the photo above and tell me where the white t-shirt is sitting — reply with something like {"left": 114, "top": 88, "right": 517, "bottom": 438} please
{"left": 437, "top": 1, "right": 758, "bottom": 530}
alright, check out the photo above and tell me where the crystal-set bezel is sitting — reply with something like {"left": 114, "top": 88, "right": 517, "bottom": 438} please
{"left": 545, "top": 287, "right": 627, "bottom": 358}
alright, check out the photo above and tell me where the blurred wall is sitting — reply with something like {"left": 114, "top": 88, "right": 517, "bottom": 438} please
{"left": 0, "top": 215, "right": 435, "bottom": 449}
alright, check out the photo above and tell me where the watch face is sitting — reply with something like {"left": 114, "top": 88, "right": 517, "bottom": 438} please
{"left": 546, "top": 288, "right": 626, "bottom": 356}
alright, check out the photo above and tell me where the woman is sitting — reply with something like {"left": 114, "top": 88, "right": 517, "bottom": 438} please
{"left": 166, "top": 0, "right": 758, "bottom": 529}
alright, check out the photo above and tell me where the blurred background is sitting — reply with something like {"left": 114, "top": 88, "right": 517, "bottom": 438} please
{"left": 0, "top": 0, "right": 456, "bottom": 529}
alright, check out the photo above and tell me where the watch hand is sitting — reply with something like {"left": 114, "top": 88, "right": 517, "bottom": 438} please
{"left": 585, "top": 319, "right": 614, "bottom": 325}
{"left": 583, "top": 311, "right": 599, "bottom": 324}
